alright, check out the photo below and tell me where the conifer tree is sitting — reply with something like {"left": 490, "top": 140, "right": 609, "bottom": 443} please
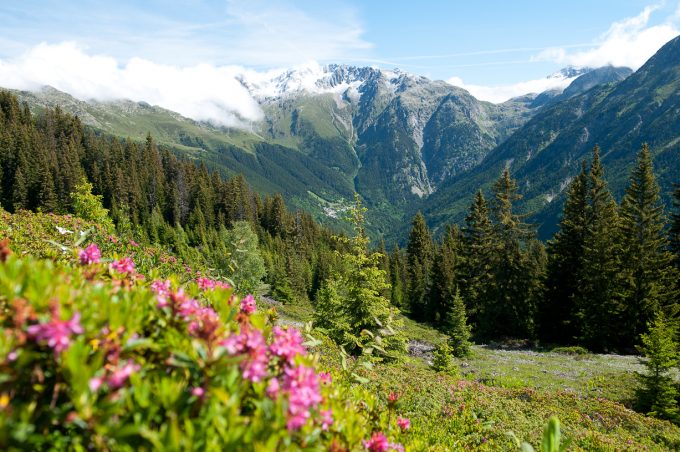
{"left": 636, "top": 314, "right": 679, "bottom": 422}
{"left": 406, "top": 212, "right": 434, "bottom": 321}
{"left": 11, "top": 166, "right": 28, "bottom": 212}
{"left": 461, "top": 190, "right": 494, "bottom": 329}
{"left": 541, "top": 161, "right": 588, "bottom": 344}
{"left": 446, "top": 288, "right": 472, "bottom": 357}
{"left": 314, "top": 194, "right": 406, "bottom": 358}
{"left": 390, "top": 245, "right": 407, "bottom": 309}
{"left": 430, "top": 225, "right": 462, "bottom": 324}
{"left": 671, "top": 185, "right": 680, "bottom": 268}
{"left": 619, "top": 145, "right": 678, "bottom": 345}
{"left": 576, "top": 146, "right": 623, "bottom": 350}
{"left": 486, "top": 169, "right": 536, "bottom": 338}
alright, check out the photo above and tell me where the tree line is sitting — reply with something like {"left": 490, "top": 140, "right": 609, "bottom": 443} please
{"left": 387, "top": 145, "right": 679, "bottom": 352}
{"left": 1, "top": 90, "right": 679, "bottom": 354}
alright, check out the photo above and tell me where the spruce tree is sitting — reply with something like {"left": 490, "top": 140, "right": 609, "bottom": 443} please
{"left": 575, "top": 146, "right": 623, "bottom": 350}
{"left": 430, "top": 225, "right": 463, "bottom": 324}
{"left": 636, "top": 315, "right": 679, "bottom": 422}
{"left": 671, "top": 185, "right": 680, "bottom": 268}
{"left": 541, "top": 161, "right": 588, "bottom": 344}
{"left": 461, "top": 190, "right": 494, "bottom": 329}
{"left": 486, "top": 169, "right": 536, "bottom": 339}
{"left": 406, "top": 212, "right": 434, "bottom": 321}
{"left": 314, "top": 194, "right": 406, "bottom": 358}
{"left": 619, "top": 145, "right": 678, "bottom": 345}
{"left": 446, "top": 288, "right": 472, "bottom": 357}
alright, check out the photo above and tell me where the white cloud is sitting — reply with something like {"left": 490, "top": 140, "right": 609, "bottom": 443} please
{"left": 446, "top": 74, "right": 577, "bottom": 104}
{"left": 0, "top": 42, "right": 264, "bottom": 127}
{"left": 533, "top": 4, "right": 680, "bottom": 69}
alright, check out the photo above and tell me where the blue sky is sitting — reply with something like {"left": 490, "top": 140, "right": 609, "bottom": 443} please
{"left": 0, "top": 1, "right": 678, "bottom": 122}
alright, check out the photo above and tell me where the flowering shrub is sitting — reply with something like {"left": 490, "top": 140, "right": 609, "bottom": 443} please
{"left": 0, "top": 238, "right": 413, "bottom": 449}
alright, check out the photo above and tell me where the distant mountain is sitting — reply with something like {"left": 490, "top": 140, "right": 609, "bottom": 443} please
{"left": 7, "top": 47, "right": 665, "bottom": 243}
{"left": 420, "top": 36, "right": 680, "bottom": 240}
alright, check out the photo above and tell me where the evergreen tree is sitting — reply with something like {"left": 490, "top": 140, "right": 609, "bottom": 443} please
{"left": 11, "top": 166, "right": 28, "bottom": 212}
{"left": 541, "top": 162, "right": 588, "bottom": 344}
{"left": 389, "top": 245, "right": 407, "bottom": 309}
{"left": 430, "top": 225, "right": 463, "bottom": 324}
{"left": 575, "top": 146, "right": 623, "bottom": 350}
{"left": 619, "top": 145, "right": 679, "bottom": 345}
{"left": 431, "top": 342, "right": 458, "bottom": 376}
{"left": 461, "top": 190, "right": 494, "bottom": 329}
{"left": 671, "top": 185, "right": 680, "bottom": 269}
{"left": 486, "top": 168, "right": 537, "bottom": 339}
{"left": 314, "top": 194, "right": 406, "bottom": 358}
{"left": 406, "top": 212, "right": 434, "bottom": 321}
{"left": 224, "top": 221, "right": 267, "bottom": 294}
{"left": 636, "top": 315, "right": 679, "bottom": 423}
{"left": 445, "top": 288, "right": 472, "bottom": 358}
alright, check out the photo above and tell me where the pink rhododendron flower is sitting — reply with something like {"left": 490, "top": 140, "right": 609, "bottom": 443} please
{"left": 397, "top": 416, "right": 410, "bottom": 430}
{"left": 89, "top": 376, "right": 104, "bottom": 392}
{"left": 27, "top": 310, "right": 83, "bottom": 355}
{"left": 187, "top": 307, "right": 221, "bottom": 342}
{"left": 196, "top": 277, "right": 231, "bottom": 291}
{"left": 270, "top": 326, "right": 306, "bottom": 363}
{"left": 151, "top": 279, "right": 172, "bottom": 308}
{"left": 111, "top": 257, "right": 135, "bottom": 274}
{"left": 107, "top": 360, "right": 140, "bottom": 389}
{"left": 320, "top": 408, "right": 333, "bottom": 431}
{"left": 221, "top": 328, "right": 269, "bottom": 382}
{"left": 319, "top": 372, "right": 332, "bottom": 385}
{"left": 191, "top": 387, "right": 205, "bottom": 398}
{"left": 363, "top": 432, "right": 390, "bottom": 452}
{"left": 240, "top": 294, "right": 256, "bottom": 314}
{"left": 266, "top": 377, "right": 280, "bottom": 398}
{"left": 282, "top": 364, "right": 323, "bottom": 431}
{"left": 129, "top": 240, "right": 139, "bottom": 247}
{"left": 78, "top": 243, "right": 101, "bottom": 265}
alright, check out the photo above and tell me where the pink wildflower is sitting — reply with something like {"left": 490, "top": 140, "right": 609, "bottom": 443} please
{"left": 266, "top": 377, "right": 281, "bottom": 398}
{"left": 111, "top": 257, "right": 135, "bottom": 274}
{"left": 282, "top": 364, "right": 322, "bottom": 431}
{"left": 129, "top": 240, "right": 139, "bottom": 247}
{"left": 78, "top": 243, "right": 101, "bottom": 265}
{"left": 270, "top": 326, "right": 306, "bottom": 363}
{"left": 319, "top": 372, "right": 332, "bottom": 385}
{"left": 196, "top": 277, "right": 230, "bottom": 291}
{"left": 221, "top": 328, "right": 269, "bottom": 383}
{"left": 320, "top": 408, "right": 333, "bottom": 431}
{"left": 187, "top": 307, "right": 221, "bottom": 342}
{"left": 363, "top": 432, "right": 390, "bottom": 452}
{"left": 107, "top": 360, "right": 140, "bottom": 389}
{"left": 397, "top": 416, "right": 410, "bottom": 430}
{"left": 191, "top": 387, "right": 205, "bottom": 398}
{"left": 27, "top": 310, "right": 83, "bottom": 355}
{"left": 151, "top": 279, "right": 172, "bottom": 308}
{"left": 89, "top": 376, "right": 104, "bottom": 392}
{"left": 240, "top": 294, "right": 256, "bottom": 314}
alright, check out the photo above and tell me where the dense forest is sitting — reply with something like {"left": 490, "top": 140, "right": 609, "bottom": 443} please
{"left": 1, "top": 89, "right": 679, "bottom": 356}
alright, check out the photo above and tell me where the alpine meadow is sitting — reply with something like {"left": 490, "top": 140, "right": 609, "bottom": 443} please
{"left": 1, "top": 1, "right": 680, "bottom": 450}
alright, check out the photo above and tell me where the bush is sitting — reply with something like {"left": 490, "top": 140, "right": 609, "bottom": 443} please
{"left": 551, "top": 346, "right": 589, "bottom": 356}
{"left": 431, "top": 342, "right": 459, "bottom": 376}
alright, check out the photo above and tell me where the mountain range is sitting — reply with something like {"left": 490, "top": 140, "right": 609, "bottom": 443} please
{"left": 8, "top": 35, "right": 680, "bottom": 243}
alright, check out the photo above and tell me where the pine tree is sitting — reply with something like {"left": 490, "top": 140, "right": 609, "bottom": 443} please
{"left": 619, "top": 145, "right": 679, "bottom": 345}
{"left": 390, "top": 245, "right": 407, "bottom": 309}
{"left": 635, "top": 315, "right": 679, "bottom": 422}
{"left": 461, "top": 190, "right": 494, "bottom": 329}
{"left": 11, "top": 166, "right": 28, "bottom": 212}
{"left": 541, "top": 161, "right": 588, "bottom": 344}
{"left": 406, "top": 212, "right": 434, "bottom": 321}
{"left": 575, "top": 146, "right": 623, "bottom": 350}
{"left": 446, "top": 288, "right": 472, "bottom": 358}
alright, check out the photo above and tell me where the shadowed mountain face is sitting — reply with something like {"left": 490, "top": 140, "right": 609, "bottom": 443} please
{"left": 12, "top": 34, "right": 679, "bottom": 244}
{"left": 420, "top": 35, "right": 680, "bottom": 241}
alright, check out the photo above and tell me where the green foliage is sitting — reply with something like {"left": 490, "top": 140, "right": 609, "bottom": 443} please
{"left": 550, "top": 346, "right": 589, "bottom": 356}
{"left": 406, "top": 212, "right": 434, "bottom": 321}
{"left": 70, "top": 178, "right": 114, "bottom": 233}
{"left": 431, "top": 341, "right": 459, "bottom": 376}
{"left": 314, "top": 194, "right": 407, "bottom": 359}
{"left": 619, "top": 145, "right": 679, "bottom": 343}
{"left": 635, "top": 315, "right": 680, "bottom": 422}
{"left": 521, "top": 417, "right": 569, "bottom": 452}
{"left": 446, "top": 289, "right": 472, "bottom": 358}
{"left": 223, "top": 221, "right": 266, "bottom": 294}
